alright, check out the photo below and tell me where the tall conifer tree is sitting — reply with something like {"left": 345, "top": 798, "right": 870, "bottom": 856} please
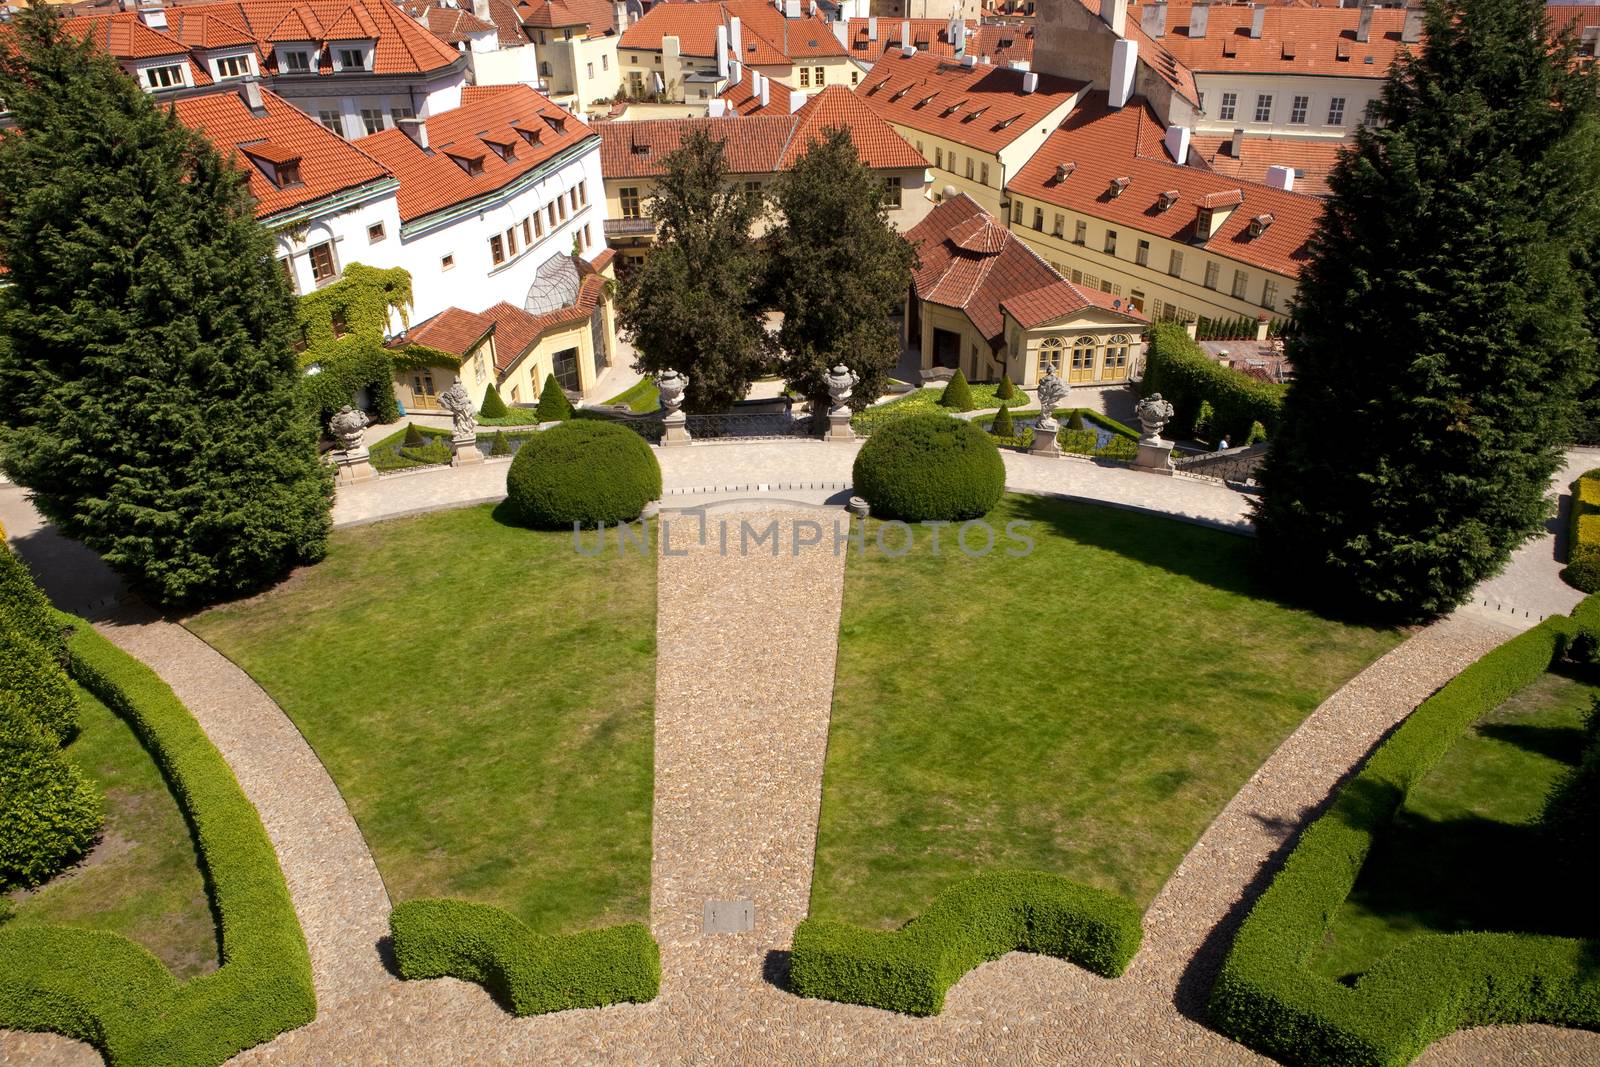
{"left": 1252, "top": 0, "right": 1600, "bottom": 620}
{"left": 0, "top": 5, "right": 332, "bottom": 606}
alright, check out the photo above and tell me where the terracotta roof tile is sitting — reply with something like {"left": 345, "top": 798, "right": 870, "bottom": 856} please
{"left": 65, "top": 13, "right": 188, "bottom": 59}
{"left": 519, "top": 0, "right": 615, "bottom": 34}
{"left": 844, "top": 17, "right": 1034, "bottom": 66}
{"left": 173, "top": 11, "right": 257, "bottom": 49}
{"left": 619, "top": 0, "right": 840, "bottom": 66}
{"left": 1188, "top": 133, "right": 1344, "bottom": 198}
{"left": 265, "top": 7, "right": 324, "bottom": 41}
{"left": 716, "top": 64, "right": 791, "bottom": 114}
{"left": 1125, "top": 1, "right": 1411, "bottom": 79}
{"left": 405, "top": 305, "right": 495, "bottom": 355}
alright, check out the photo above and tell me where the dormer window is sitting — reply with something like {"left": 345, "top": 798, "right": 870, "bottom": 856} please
{"left": 448, "top": 151, "right": 486, "bottom": 176}
{"left": 334, "top": 46, "right": 370, "bottom": 71}
{"left": 212, "top": 53, "right": 254, "bottom": 80}
{"left": 1157, "top": 190, "right": 1180, "bottom": 211}
{"left": 1249, "top": 213, "right": 1274, "bottom": 237}
{"left": 517, "top": 125, "right": 544, "bottom": 146}
{"left": 280, "top": 49, "right": 313, "bottom": 72}
{"left": 1053, "top": 162, "right": 1074, "bottom": 182}
{"left": 484, "top": 136, "right": 517, "bottom": 162}
{"left": 143, "top": 62, "right": 187, "bottom": 90}
{"left": 890, "top": 85, "right": 911, "bottom": 101}
{"left": 994, "top": 113, "right": 1021, "bottom": 130}
{"left": 275, "top": 159, "right": 302, "bottom": 187}
{"left": 1195, "top": 206, "right": 1214, "bottom": 238}
{"left": 541, "top": 113, "right": 566, "bottom": 134}
{"left": 1107, "top": 176, "right": 1129, "bottom": 198}
{"left": 241, "top": 142, "right": 304, "bottom": 189}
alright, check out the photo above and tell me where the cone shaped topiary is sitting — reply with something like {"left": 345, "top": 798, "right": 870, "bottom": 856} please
{"left": 938, "top": 370, "right": 974, "bottom": 412}
{"left": 992, "top": 405, "right": 1014, "bottom": 438}
{"left": 1066, "top": 409, "right": 1086, "bottom": 431}
{"left": 536, "top": 374, "right": 575, "bottom": 421}
{"left": 507, "top": 420, "right": 662, "bottom": 527}
{"left": 853, "top": 413, "right": 1004, "bottom": 522}
{"left": 480, "top": 383, "right": 509, "bottom": 419}
{"left": 489, "top": 431, "right": 511, "bottom": 456}
{"left": 403, "top": 423, "right": 426, "bottom": 448}
{"left": 996, "top": 373, "right": 1016, "bottom": 401}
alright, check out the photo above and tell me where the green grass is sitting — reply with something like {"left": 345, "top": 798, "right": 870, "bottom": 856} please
{"left": 972, "top": 410, "right": 1139, "bottom": 460}
{"left": 479, "top": 408, "right": 545, "bottom": 426}
{"left": 4, "top": 684, "right": 216, "bottom": 978}
{"left": 1310, "top": 670, "right": 1599, "bottom": 981}
{"left": 810, "top": 496, "right": 1399, "bottom": 928}
{"left": 602, "top": 378, "right": 660, "bottom": 414}
{"left": 188, "top": 504, "right": 656, "bottom": 933}
{"left": 368, "top": 424, "right": 453, "bottom": 471}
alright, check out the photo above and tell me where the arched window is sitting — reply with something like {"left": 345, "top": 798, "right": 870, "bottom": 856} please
{"left": 1102, "top": 334, "right": 1131, "bottom": 382}
{"left": 1038, "top": 336, "right": 1064, "bottom": 377}
{"left": 1070, "top": 335, "right": 1098, "bottom": 382}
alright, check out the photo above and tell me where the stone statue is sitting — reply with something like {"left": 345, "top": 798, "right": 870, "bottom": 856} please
{"left": 1134, "top": 392, "right": 1176, "bottom": 442}
{"left": 1036, "top": 367, "right": 1067, "bottom": 430}
{"left": 329, "top": 405, "right": 368, "bottom": 452}
{"left": 657, "top": 369, "right": 688, "bottom": 417}
{"left": 438, "top": 381, "right": 478, "bottom": 439}
{"left": 826, "top": 363, "right": 857, "bottom": 414}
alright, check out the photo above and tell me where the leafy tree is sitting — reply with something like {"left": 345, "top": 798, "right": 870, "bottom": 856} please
{"left": 939, "top": 369, "right": 974, "bottom": 411}
{"left": 481, "top": 383, "right": 509, "bottom": 418}
{"left": 536, "top": 373, "right": 575, "bottom": 421}
{"left": 768, "top": 127, "right": 916, "bottom": 414}
{"left": 0, "top": 6, "right": 332, "bottom": 606}
{"left": 1253, "top": 0, "right": 1600, "bottom": 621}
{"left": 617, "top": 129, "right": 770, "bottom": 413}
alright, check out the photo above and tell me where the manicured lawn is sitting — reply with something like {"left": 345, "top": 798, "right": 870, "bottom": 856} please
{"left": 368, "top": 424, "right": 452, "bottom": 471}
{"left": 973, "top": 409, "right": 1140, "bottom": 459}
{"left": 851, "top": 383, "right": 1028, "bottom": 433}
{"left": 809, "top": 495, "right": 1400, "bottom": 927}
{"left": 189, "top": 504, "right": 656, "bottom": 933}
{"left": 5, "top": 684, "right": 216, "bottom": 978}
{"left": 1311, "top": 669, "right": 1599, "bottom": 980}
{"left": 603, "top": 378, "right": 660, "bottom": 413}
{"left": 479, "top": 408, "right": 545, "bottom": 426}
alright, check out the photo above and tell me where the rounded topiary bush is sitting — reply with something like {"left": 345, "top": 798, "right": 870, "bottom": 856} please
{"left": 853, "top": 413, "right": 1005, "bottom": 522}
{"left": 506, "top": 420, "right": 661, "bottom": 528}
{"left": 1562, "top": 555, "right": 1600, "bottom": 594}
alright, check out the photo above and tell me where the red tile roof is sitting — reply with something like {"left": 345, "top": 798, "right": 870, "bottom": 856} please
{"left": 358, "top": 84, "right": 595, "bottom": 222}
{"left": 1188, "top": 133, "right": 1344, "bottom": 198}
{"left": 717, "top": 63, "right": 793, "bottom": 114}
{"left": 853, "top": 48, "right": 1084, "bottom": 155}
{"left": 1124, "top": 1, "right": 1411, "bottom": 79}
{"left": 404, "top": 304, "right": 495, "bottom": 355}
{"left": 619, "top": 0, "right": 842, "bottom": 66}
{"left": 266, "top": 7, "right": 323, "bottom": 42}
{"left": 600, "top": 85, "right": 922, "bottom": 177}
{"left": 65, "top": 13, "right": 189, "bottom": 60}
{"left": 1006, "top": 92, "right": 1323, "bottom": 277}
{"left": 414, "top": 4, "right": 497, "bottom": 44}
{"left": 844, "top": 17, "right": 1033, "bottom": 67}
{"left": 172, "top": 85, "right": 392, "bottom": 218}
{"left": 173, "top": 11, "right": 257, "bottom": 49}
{"left": 517, "top": 0, "right": 616, "bottom": 34}
{"left": 907, "top": 194, "right": 1140, "bottom": 347}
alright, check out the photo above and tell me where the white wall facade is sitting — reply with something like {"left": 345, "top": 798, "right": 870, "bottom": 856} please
{"left": 272, "top": 182, "right": 402, "bottom": 297}
{"left": 1192, "top": 72, "right": 1383, "bottom": 140}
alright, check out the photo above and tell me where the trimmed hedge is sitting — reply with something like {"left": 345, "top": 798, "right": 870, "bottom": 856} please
{"left": 536, "top": 373, "right": 575, "bottom": 421}
{"left": 852, "top": 413, "right": 1005, "bottom": 522}
{"left": 389, "top": 898, "right": 660, "bottom": 1014}
{"left": 938, "top": 369, "right": 974, "bottom": 412}
{"left": 789, "top": 870, "right": 1142, "bottom": 1016}
{"left": 1141, "top": 322, "right": 1285, "bottom": 441}
{"left": 0, "top": 616, "right": 316, "bottom": 1065}
{"left": 1562, "top": 468, "right": 1600, "bottom": 593}
{"left": 480, "top": 382, "right": 510, "bottom": 419}
{"left": 506, "top": 420, "right": 662, "bottom": 528}
{"left": 1207, "top": 607, "right": 1600, "bottom": 1067}
{"left": 0, "top": 692, "right": 102, "bottom": 888}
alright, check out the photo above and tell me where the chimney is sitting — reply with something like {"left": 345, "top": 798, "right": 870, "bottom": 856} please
{"left": 1008, "top": 59, "right": 1031, "bottom": 70}
{"left": 1356, "top": 3, "right": 1373, "bottom": 44}
{"left": 1401, "top": 6, "right": 1422, "bottom": 43}
{"left": 472, "top": 0, "right": 489, "bottom": 21}
{"left": 1108, "top": 37, "right": 1137, "bottom": 108}
{"left": 868, "top": 15, "right": 877, "bottom": 40}
{"left": 613, "top": 0, "right": 630, "bottom": 34}
{"left": 1264, "top": 165, "right": 1294, "bottom": 192}
{"left": 240, "top": 79, "right": 266, "bottom": 116}
{"left": 398, "top": 116, "right": 430, "bottom": 152}
{"left": 731, "top": 16, "right": 744, "bottom": 58}
{"left": 1230, "top": 126, "right": 1245, "bottom": 158}
{"left": 1101, "top": 0, "right": 1127, "bottom": 37}
{"left": 1249, "top": 4, "right": 1265, "bottom": 39}
{"left": 1164, "top": 124, "right": 1190, "bottom": 166}
{"left": 901, "top": 44, "right": 917, "bottom": 57}
{"left": 833, "top": 11, "right": 848, "bottom": 47}
{"left": 663, "top": 34, "right": 680, "bottom": 61}
{"left": 789, "top": 89, "right": 807, "bottom": 113}
{"left": 1189, "top": 1, "right": 1208, "bottom": 39}
{"left": 760, "top": 77, "right": 770, "bottom": 108}
{"left": 784, "top": 0, "right": 800, "bottom": 18}
{"left": 731, "top": 59, "right": 742, "bottom": 84}
{"left": 901, "top": 19, "right": 910, "bottom": 46}
{"left": 1021, "top": 71, "right": 1038, "bottom": 93}
{"left": 1140, "top": 1, "right": 1165, "bottom": 39}
{"left": 716, "top": 25, "right": 729, "bottom": 77}
{"left": 708, "top": 99, "right": 727, "bottom": 117}
{"left": 138, "top": 0, "right": 167, "bottom": 30}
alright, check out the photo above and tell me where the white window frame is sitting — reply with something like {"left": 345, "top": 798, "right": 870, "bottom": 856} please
{"left": 1327, "top": 97, "right": 1346, "bottom": 126}
{"left": 211, "top": 52, "right": 254, "bottom": 81}
{"left": 1218, "top": 92, "right": 1237, "bottom": 121}
{"left": 1254, "top": 93, "right": 1273, "bottom": 123}
{"left": 1289, "top": 95, "right": 1308, "bottom": 124}
{"left": 142, "top": 62, "right": 188, "bottom": 89}
{"left": 334, "top": 45, "right": 370, "bottom": 72}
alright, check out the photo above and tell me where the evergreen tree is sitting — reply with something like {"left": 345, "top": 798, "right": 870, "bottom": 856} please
{"left": 480, "top": 382, "right": 509, "bottom": 419}
{"left": 536, "top": 373, "right": 575, "bottom": 421}
{"left": 0, "top": 7, "right": 332, "bottom": 606}
{"left": 1253, "top": 0, "right": 1600, "bottom": 620}
{"left": 1066, "top": 409, "right": 1086, "bottom": 431}
{"left": 768, "top": 127, "right": 916, "bottom": 413}
{"left": 997, "top": 372, "right": 1017, "bottom": 401}
{"left": 403, "top": 423, "right": 427, "bottom": 448}
{"left": 992, "top": 405, "right": 1014, "bottom": 438}
{"left": 939, "top": 369, "right": 974, "bottom": 411}
{"left": 617, "top": 130, "right": 770, "bottom": 413}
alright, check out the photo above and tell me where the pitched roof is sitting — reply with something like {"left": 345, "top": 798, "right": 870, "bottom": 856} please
{"left": 322, "top": 3, "right": 382, "bottom": 40}
{"left": 65, "top": 13, "right": 189, "bottom": 60}
{"left": 358, "top": 84, "right": 595, "bottom": 222}
{"left": 618, "top": 0, "right": 840, "bottom": 65}
{"left": 416, "top": 4, "right": 497, "bottom": 44}
{"left": 1124, "top": 1, "right": 1411, "bottom": 79}
{"left": 844, "top": 17, "right": 1033, "bottom": 67}
{"left": 1006, "top": 92, "right": 1323, "bottom": 277}
{"left": 172, "top": 11, "right": 257, "bottom": 49}
{"left": 1188, "top": 133, "right": 1344, "bottom": 198}
{"left": 517, "top": 0, "right": 616, "bottom": 34}
{"left": 853, "top": 48, "right": 1084, "bottom": 155}
{"left": 599, "top": 85, "right": 922, "bottom": 178}
{"left": 171, "top": 85, "right": 392, "bottom": 218}
{"left": 717, "top": 63, "right": 793, "bottom": 114}
{"left": 266, "top": 7, "right": 324, "bottom": 42}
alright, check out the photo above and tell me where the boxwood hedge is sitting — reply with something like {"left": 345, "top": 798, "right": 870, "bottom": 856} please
{"left": 389, "top": 898, "right": 660, "bottom": 1015}
{"left": 1140, "top": 322, "right": 1284, "bottom": 441}
{"left": 506, "top": 420, "right": 662, "bottom": 528}
{"left": 0, "top": 615, "right": 315, "bottom": 1066}
{"left": 851, "top": 413, "right": 1005, "bottom": 522}
{"left": 1562, "top": 468, "right": 1600, "bottom": 593}
{"left": 789, "top": 870, "right": 1142, "bottom": 1016}
{"left": 1207, "top": 604, "right": 1600, "bottom": 1066}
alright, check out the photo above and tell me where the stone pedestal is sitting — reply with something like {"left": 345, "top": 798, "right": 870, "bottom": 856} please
{"left": 1135, "top": 438, "right": 1175, "bottom": 475}
{"left": 451, "top": 434, "right": 483, "bottom": 467}
{"left": 825, "top": 410, "right": 855, "bottom": 441}
{"left": 662, "top": 411, "right": 691, "bottom": 447}
{"left": 332, "top": 447, "right": 376, "bottom": 485}
{"left": 1030, "top": 418, "right": 1061, "bottom": 457}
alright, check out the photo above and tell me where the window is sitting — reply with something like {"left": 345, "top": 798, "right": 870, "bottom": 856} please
{"left": 309, "top": 242, "right": 336, "bottom": 284}
{"left": 360, "top": 108, "right": 386, "bottom": 136}
{"left": 548, "top": 203, "right": 558, "bottom": 227}
{"left": 578, "top": 181, "right": 588, "bottom": 206}
{"left": 1231, "top": 269, "right": 1249, "bottom": 298}
{"left": 620, "top": 187, "right": 640, "bottom": 218}
{"left": 534, "top": 212, "right": 544, "bottom": 237}
{"left": 523, "top": 218, "right": 533, "bottom": 245}
{"left": 799, "top": 67, "right": 810, "bottom": 87}
{"left": 587, "top": 62, "right": 594, "bottom": 79}
{"left": 1262, "top": 279, "right": 1280, "bottom": 310}
{"left": 278, "top": 257, "right": 295, "bottom": 293}
{"left": 394, "top": 105, "right": 415, "bottom": 121}
{"left": 569, "top": 188, "right": 579, "bottom": 212}
{"left": 882, "top": 176, "right": 902, "bottom": 208}
{"left": 1135, "top": 239, "right": 1150, "bottom": 266}
{"left": 281, "top": 50, "right": 311, "bottom": 72}
{"left": 852, "top": 70, "right": 858, "bottom": 85}
{"left": 1363, "top": 99, "right": 1382, "bottom": 125}
{"left": 511, "top": 385, "right": 521, "bottom": 404}
{"left": 1032, "top": 207, "right": 1044, "bottom": 232}
{"left": 1218, "top": 92, "right": 1237, "bottom": 121}
{"left": 602, "top": 54, "right": 609, "bottom": 71}
{"left": 215, "top": 54, "right": 250, "bottom": 80}
{"left": 441, "top": 253, "right": 455, "bottom": 270}
{"left": 1069, "top": 335, "right": 1097, "bottom": 382}
{"left": 317, "top": 109, "right": 343, "bottom": 135}
{"left": 1254, "top": 94, "right": 1273, "bottom": 122}
{"left": 949, "top": 152, "right": 960, "bottom": 175}
{"left": 1037, "top": 336, "right": 1064, "bottom": 376}
{"left": 1289, "top": 95, "right": 1308, "bottom": 124}
{"left": 934, "top": 146, "right": 943, "bottom": 169}
{"left": 1168, "top": 249, "right": 1184, "bottom": 277}
{"left": 1204, "top": 261, "right": 1220, "bottom": 289}
{"left": 965, "top": 157, "right": 974, "bottom": 180}
{"left": 980, "top": 162, "right": 990, "bottom": 186}
{"left": 1103, "top": 229, "right": 1117, "bottom": 255}
{"left": 1012, "top": 200, "right": 1023, "bottom": 224}
{"left": 144, "top": 64, "right": 185, "bottom": 88}
{"left": 916, "top": 140, "right": 924, "bottom": 156}
{"left": 1327, "top": 96, "right": 1346, "bottom": 125}
{"left": 337, "top": 48, "right": 365, "bottom": 70}
{"left": 490, "top": 234, "right": 506, "bottom": 266}
{"left": 1052, "top": 213, "right": 1064, "bottom": 237}
{"left": 558, "top": 197, "right": 568, "bottom": 221}
{"left": 814, "top": 66, "right": 824, "bottom": 86}
{"left": 505, "top": 226, "right": 519, "bottom": 257}
{"left": 582, "top": 223, "right": 591, "bottom": 248}
{"left": 745, "top": 181, "right": 762, "bottom": 195}
{"left": 1073, "top": 220, "right": 1087, "bottom": 245}
{"left": 1103, "top": 334, "right": 1130, "bottom": 381}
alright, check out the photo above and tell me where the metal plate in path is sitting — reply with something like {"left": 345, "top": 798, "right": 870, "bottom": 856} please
{"left": 703, "top": 899, "right": 754, "bottom": 934}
